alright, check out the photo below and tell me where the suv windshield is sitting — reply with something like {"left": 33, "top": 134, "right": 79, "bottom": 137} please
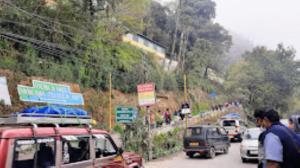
{"left": 223, "top": 120, "right": 236, "bottom": 127}
{"left": 186, "top": 127, "right": 203, "bottom": 137}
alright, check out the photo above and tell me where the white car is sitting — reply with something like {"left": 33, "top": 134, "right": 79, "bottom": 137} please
{"left": 240, "top": 128, "right": 262, "bottom": 162}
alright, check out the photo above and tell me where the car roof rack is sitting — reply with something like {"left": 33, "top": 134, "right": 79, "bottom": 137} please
{"left": 0, "top": 113, "right": 92, "bottom": 126}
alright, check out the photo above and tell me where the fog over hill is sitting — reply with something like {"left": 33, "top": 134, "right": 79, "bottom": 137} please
{"left": 227, "top": 32, "right": 254, "bottom": 65}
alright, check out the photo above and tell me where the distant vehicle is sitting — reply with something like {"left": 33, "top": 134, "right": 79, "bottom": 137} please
{"left": 0, "top": 106, "right": 144, "bottom": 168}
{"left": 240, "top": 128, "right": 262, "bottom": 163}
{"left": 219, "top": 113, "right": 247, "bottom": 142}
{"left": 183, "top": 125, "right": 230, "bottom": 159}
{"left": 280, "top": 119, "right": 289, "bottom": 127}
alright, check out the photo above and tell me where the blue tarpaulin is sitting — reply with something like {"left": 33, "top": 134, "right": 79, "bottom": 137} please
{"left": 19, "top": 105, "right": 88, "bottom": 117}
{"left": 222, "top": 113, "right": 241, "bottom": 119}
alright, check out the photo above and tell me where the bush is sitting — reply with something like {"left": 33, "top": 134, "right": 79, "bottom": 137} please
{"left": 152, "top": 127, "right": 183, "bottom": 159}
{"left": 192, "top": 102, "right": 210, "bottom": 116}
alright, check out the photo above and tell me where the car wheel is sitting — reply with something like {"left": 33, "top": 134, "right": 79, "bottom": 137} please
{"left": 241, "top": 157, "right": 247, "bottom": 163}
{"left": 207, "top": 147, "right": 216, "bottom": 159}
{"left": 224, "top": 146, "right": 229, "bottom": 154}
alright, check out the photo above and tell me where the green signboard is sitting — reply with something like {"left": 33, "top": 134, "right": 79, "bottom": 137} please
{"left": 115, "top": 106, "right": 138, "bottom": 123}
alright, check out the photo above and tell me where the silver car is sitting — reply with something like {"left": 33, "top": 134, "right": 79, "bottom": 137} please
{"left": 240, "top": 128, "right": 262, "bottom": 162}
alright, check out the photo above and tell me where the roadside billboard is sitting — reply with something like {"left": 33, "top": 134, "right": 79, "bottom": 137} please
{"left": 137, "top": 83, "right": 156, "bottom": 106}
{"left": 17, "top": 80, "right": 84, "bottom": 105}
{"left": 0, "top": 77, "right": 12, "bottom": 105}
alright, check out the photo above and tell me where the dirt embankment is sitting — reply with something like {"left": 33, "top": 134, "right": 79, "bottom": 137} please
{"left": 0, "top": 69, "right": 212, "bottom": 126}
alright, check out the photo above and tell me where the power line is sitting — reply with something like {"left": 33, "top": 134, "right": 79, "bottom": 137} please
{"left": 0, "top": 31, "right": 82, "bottom": 56}
{"left": 0, "top": 19, "right": 75, "bottom": 41}
{"left": 0, "top": 34, "right": 106, "bottom": 70}
{"left": 1, "top": 0, "right": 94, "bottom": 38}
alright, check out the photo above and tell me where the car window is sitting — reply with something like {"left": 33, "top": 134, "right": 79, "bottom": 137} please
{"left": 223, "top": 120, "right": 236, "bottom": 126}
{"left": 218, "top": 127, "right": 227, "bottom": 135}
{"left": 62, "top": 136, "right": 90, "bottom": 164}
{"left": 94, "top": 134, "right": 117, "bottom": 158}
{"left": 186, "top": 127, "right": 203, "bottom": 136}
{"left": 13, "top": 138, "right": 55, "bottom": 168}
{"left": 208, "top": 128, "right": 219, "bottom": 137}
{"left": 244, "top": 130, "right": 261, "bottom": 140}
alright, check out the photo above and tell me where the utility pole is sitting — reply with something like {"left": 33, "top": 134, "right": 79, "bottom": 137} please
{"left": 109, "top": 72, "right": 112, "bottom": 131}
{"left": 184, "top": 74, "right": 188, "bottom": 128}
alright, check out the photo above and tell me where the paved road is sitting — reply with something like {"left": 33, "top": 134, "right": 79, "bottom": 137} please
{"left": 145, "top": 143, "right": 257, "bottom": 168}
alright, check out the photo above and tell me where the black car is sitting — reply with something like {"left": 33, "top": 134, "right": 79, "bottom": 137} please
{"left": 183, "top": 125, "right": 230, "bottom": 158}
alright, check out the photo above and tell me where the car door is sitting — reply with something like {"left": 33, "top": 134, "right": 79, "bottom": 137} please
{"left": 217, "top": 127, "right": 229, "bottom": 148}
{"left": 207, "top": 128, "right": 220, "bottom": 149}
{"left": 93, "top": 134, "right": 125, "bottom": 168}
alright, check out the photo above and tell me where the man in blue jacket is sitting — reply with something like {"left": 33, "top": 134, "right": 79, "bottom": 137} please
{"left": 260, "top": 108, "right": 300, "bottom": 168}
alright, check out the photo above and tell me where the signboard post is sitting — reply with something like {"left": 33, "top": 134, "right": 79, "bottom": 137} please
{"left": 115, "top": 106, "right": 138, "bottom": 124}
{"left": 17, "top": 80, "right": 84, "bottom": 105}
{"left": 137, "top": 83, "right": 156, "bottom": 161}
{"left": 0, "top": 77, "right": 12, "bottom": 105}
{"left": 137, "top": 83, "right": 156, "bottom": 106}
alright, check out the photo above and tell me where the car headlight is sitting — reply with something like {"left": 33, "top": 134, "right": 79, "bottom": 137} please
{"left": 125, "top": 158, "right": 133, "bottom": 164}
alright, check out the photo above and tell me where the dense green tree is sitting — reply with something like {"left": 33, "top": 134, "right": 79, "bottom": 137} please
{"left": 225, "top": 45, "right": 299, "bottom": 113}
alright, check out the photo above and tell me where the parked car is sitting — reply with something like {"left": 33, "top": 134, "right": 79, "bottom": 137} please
{"left": 219, "top": 114, "right": 247, "bottom": 142}
{"left": 183, "top": 125, "right": 230, "bottom": 159}
{"left": 240, "top": 128, "right": 262, "bottom": 163}
{"left": 0, "top": 108, "right": 144, "bottom": 168}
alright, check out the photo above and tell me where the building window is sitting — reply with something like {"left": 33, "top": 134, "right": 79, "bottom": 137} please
{"left": 126, "top": 34, "right": 133, "bottom": 40}
{"left": 132, "top": 35, "right": 139, "bottom": 42}
{"left": 144, "top": 40, "right": 150, "bottom": 47}
{"left": 138, "top": 37, "right": 144, "bottom": 44}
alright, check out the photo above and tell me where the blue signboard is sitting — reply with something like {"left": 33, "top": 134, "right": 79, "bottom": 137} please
{"left": 17, "top": 80, "right": 84, "bottom": 105}
{"left": 209, "top": 91, "right": 217, "bottom": 99}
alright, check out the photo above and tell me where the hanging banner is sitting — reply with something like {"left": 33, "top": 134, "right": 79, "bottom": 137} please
{"left": 17, "top": 80, "right": 84, "bottom": 105}
{"left": 137, "top": 83, "right": 156, "bottom": 106}
{"left": 0, "top": 77, "right": 12, "bottom": 105}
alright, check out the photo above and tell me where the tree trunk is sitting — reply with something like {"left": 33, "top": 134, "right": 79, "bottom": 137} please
{"left": 204, "top": 66, "right": 209, "bottom": 78}
{"left": 180, "top": 30, "right": 189, "bottom": 71}
{"left": 168, "top": 0, "right": 182, "bottom": 70}
{"left": 177, "top": 30, "right": 185, "bottom": 63}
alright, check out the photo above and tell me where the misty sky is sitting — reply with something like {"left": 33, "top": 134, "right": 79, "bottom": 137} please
{"left": 161, "top": 0, "right": 300, "bottom": 59}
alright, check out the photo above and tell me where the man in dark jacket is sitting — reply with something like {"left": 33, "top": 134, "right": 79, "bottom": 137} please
{"left": 260, "top": 108, "right": 300, "bottom": 168}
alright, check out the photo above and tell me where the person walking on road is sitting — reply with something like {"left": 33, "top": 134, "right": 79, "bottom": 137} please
{"left": 259, "top": 108, "right": 300, "bottom": 168}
